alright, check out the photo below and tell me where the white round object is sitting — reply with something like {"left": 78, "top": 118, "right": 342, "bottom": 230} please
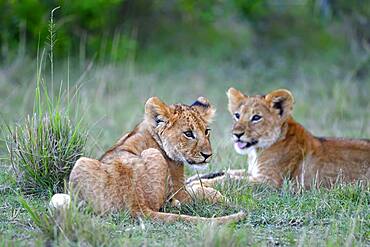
{"left": 49, "top": 193, "right": 71, "bottom": 209}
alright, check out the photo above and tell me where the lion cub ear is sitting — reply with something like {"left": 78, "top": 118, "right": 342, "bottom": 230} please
{"left": 265, "top": 89, "right": 294, "bottom": 119}
{"left": 145, "top": 97, "right": 171, "bottom": 126}
{"left": 191, "top": 97, "right": 216, "bottom": 123}
{"left": 227, "top": 87, "right": 248, "bottom": 114}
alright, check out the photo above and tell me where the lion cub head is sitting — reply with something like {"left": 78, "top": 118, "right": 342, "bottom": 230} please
{"left": 144, "top": 96, "right": 216, "bottom": 169}
{"left": 227, "top": 88, "right": 294, "bottom": 155}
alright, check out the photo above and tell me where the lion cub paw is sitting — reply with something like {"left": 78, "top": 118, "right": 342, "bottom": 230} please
{"left": 187, "top": 185, "right": 226, "bottom": 204}
{"left": 170, "top": 198, "right": 182, "bottom": 208}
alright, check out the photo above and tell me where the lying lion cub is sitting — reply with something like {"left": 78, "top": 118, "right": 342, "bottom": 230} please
{"left": 195, "top": 88, "right": 370, "bottom": 189}
{"left": 51, "top": 97, "right": 244, "bottom": 223}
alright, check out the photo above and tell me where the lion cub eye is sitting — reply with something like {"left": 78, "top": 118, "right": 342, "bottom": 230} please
{"left": 183, "top": 130, "right": 195, "bottom": 139}
{"left": 205, "top": 128, "right": 211, "bottom": 136}
{"left": 251, "top": 114, "right": 262, "bottom": 123}
{"left": 234, "top": 112, "right": 240, "bottom": 120}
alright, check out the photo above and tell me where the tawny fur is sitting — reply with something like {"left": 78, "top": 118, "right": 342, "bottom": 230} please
{"left": 196, "top": 88, "right": 370, "bottom": 189}
{"left": 68, "top": 96, "right": 245, "bottom": 223}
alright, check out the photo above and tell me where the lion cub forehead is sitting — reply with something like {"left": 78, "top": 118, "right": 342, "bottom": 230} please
{"left": 243, "top": 96, "right": 268, "bottom": 110}
{"left": 250, "top": 95, "right": 266, "bottom": 102}
{"left": 171, "top": 104, "right": 194, "bottom": 114}
{"left": 171, "top": 104, "right": 207, "bottom": 127}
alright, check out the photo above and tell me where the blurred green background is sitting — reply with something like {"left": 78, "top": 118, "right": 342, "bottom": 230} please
{"left": 1, "top": 0, "right": 370, "bottom": 59}
{"left": 1, "top": 0, "right": 370, "bottom": 150}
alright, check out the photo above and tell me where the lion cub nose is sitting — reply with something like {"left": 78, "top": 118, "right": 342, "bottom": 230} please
{"left": 233, "top": 132, "right": 244, "bottom": 139}
{"left": 200, "top": 152, "right": 212, "bottom": 160}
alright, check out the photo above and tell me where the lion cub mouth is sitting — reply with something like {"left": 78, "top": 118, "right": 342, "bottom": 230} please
{"left": 235, "top": 140, "right": 258, "bottom": 149}
{"left": 184, "top": 161, "right": 209, "bottom": 171}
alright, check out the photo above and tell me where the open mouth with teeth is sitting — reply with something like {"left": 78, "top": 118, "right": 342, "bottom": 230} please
{"left": 235, "top": 140, "right": 258, "bottom": 149}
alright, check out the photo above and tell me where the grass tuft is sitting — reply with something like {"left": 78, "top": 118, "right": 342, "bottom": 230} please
{"left": 4, "top": 8, "right": 87, "bottom": 195}
{"left": 6, "top": 111, "right": 87, "bottom": 195}
{"left": 18, "top": 195, "right": 117, "bottom": 245}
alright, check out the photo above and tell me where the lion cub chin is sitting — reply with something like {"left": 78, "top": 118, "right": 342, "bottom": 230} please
{"left": 194, "top": 88, "right": 370, "bottom": 189}
{"left": 50, "top": 96, "right": 245, "bottom": 224}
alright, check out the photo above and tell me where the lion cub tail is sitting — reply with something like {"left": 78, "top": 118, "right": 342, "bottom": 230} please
{"left": 147, "top": 210, "right": 246, "bottom": 224}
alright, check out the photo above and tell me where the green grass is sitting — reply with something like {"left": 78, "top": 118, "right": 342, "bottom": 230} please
{"left": 1, "top": 174, "right": 368, "bottom": 245}
{"left": 0, "top": 40, "right": 369, "bottom": 245}
{"left": 6, "top": 109, "right": 87, "bottom": 195}
{"left": 4, "top": 22, "right": 87, "bottom": 195}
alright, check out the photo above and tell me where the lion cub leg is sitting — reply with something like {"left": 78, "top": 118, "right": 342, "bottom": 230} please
{"left": 69, "top": 157, "right": 134, "bottom": 214}
{"left": 136, "top": 148, "right": 169, "bottom": 212}
{"left": 187, "top": 169, "right": 246, "bottom": 188}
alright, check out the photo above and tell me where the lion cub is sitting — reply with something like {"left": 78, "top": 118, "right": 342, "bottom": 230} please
{"left": 56, "top": 97, "right": 244, "bottom": 223}
{"left": 195, "top": 88, "right": 370, "bottom": 189}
